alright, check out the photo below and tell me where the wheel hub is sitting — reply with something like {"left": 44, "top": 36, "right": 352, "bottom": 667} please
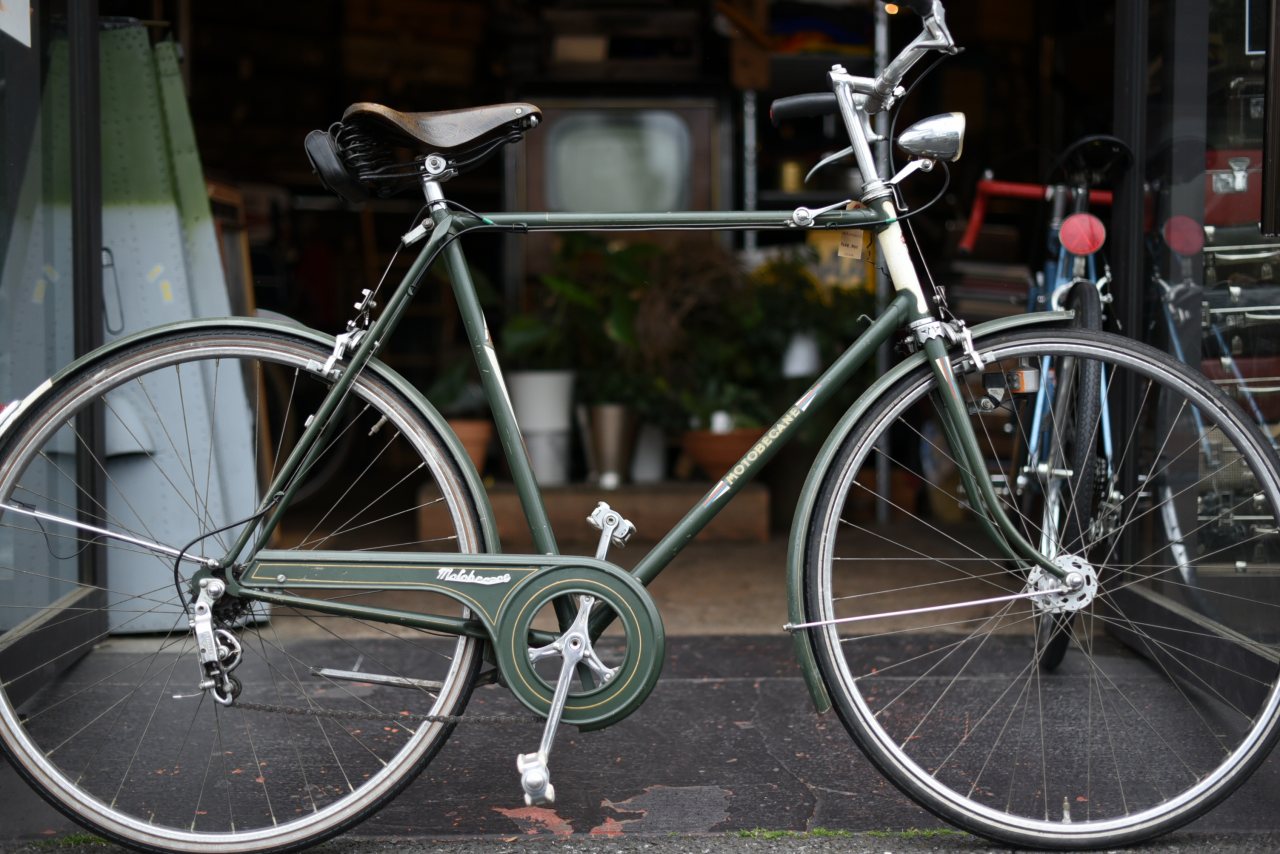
{"left": 1027, "top": 554, "right": 1098, "bottom": 614}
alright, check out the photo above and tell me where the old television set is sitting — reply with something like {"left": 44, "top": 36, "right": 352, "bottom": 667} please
{"left": 504, "top": 98, "right": 729, "bottom": 298}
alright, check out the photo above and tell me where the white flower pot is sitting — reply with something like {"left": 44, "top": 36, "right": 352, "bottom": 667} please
{"left": 508, "top": 369, "right": 575, "bottom": 485}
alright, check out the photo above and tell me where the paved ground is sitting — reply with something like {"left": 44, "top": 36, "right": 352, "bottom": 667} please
{"left": 5, "top": 633, "right": 1280, "bottom": 851}
{"left": 2, "top": 540, "right": 1279, "bottom": 852}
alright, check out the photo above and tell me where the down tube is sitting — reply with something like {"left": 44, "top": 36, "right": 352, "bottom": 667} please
{"left": 629, "top": 289, "right": 915, "bottom": 588}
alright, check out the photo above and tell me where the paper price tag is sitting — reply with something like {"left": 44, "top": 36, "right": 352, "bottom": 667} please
{"left": 839, "top": 228, "right": 871, "bottom": 260}
{"left": 837, "top": 202, "right": 871, "bottom": 260}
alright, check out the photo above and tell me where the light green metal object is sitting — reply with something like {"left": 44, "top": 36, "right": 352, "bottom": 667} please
{"left": 240, "top": 549, "right": 540, "bottom": 636}
{"left": 437, "top": 218, "right": 560, "bottom": 557}
{"left": 785, "top": 310, "right": 1073, "bottom": 714}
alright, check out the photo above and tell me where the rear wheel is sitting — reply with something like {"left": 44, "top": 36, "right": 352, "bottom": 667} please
{"left": 0, "top": 327, "right": 489, "bottom": 852}
{"left": 804, "top": 328, "right": 1280, "bottom": 848}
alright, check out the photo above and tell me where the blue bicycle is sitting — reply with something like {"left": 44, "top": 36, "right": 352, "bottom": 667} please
{"left": 961, "top": 136, "right": 1132, "bottom": 669}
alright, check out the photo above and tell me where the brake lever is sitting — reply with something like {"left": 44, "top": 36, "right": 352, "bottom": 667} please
{"left": 804, "top": 147, "right": 854, "bottom": 185}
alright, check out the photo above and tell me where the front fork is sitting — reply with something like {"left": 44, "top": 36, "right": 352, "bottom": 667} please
{"left": 874, "top": 207, "right": 1067, "bottom": 583}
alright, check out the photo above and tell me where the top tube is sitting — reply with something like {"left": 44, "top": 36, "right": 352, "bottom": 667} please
{"left": 470, "top": 207, "right": 884, "bottom": 233}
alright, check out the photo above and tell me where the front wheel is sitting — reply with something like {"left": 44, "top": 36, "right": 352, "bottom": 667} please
{"left": 0, "top": 326, "right": 490, "bottom": 852}
{"left": 804, "top": 328, "right": 1280, "bottom": 848}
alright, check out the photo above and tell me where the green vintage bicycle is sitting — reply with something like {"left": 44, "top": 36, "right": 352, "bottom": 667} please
{"left": 3, "top": 1, "right": 1280, "bottom": 851}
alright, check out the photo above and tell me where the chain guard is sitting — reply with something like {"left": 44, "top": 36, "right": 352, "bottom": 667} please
{"left": 494, "top": 564, "right": 664, "bottom": 731}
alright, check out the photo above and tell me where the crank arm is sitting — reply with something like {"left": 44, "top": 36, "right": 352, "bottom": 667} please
{"left": 517, "top": 594, "right": 610, "bottom": 805}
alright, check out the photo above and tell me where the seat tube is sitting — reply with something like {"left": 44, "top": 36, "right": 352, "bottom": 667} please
{"left": 428, "top": 187, "right": 560, "bottom": 556}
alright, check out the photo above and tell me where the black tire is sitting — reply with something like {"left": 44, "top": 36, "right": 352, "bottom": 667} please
{"left": 1038, "top": 281, "right": 1105, "bottom": 670}
{"left": 803, "top": 328, "right": 1280, "bottom": 848}
{"left": 0, "top": 327, "right": 490, "bottom": 852}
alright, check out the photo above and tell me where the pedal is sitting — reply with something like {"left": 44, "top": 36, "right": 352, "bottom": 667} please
{"left": 517, "top": 751, "right": 555, "bottom": 805}
{"left": 513, "top": 594, "right": 607, "bottom": 807}
{"left": 587, "top": 502, "right": 636, "bottom": 561}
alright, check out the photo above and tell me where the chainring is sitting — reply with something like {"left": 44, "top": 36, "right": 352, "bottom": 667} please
{"left": 494, "top": 564, "right": 664, "bottom": 731}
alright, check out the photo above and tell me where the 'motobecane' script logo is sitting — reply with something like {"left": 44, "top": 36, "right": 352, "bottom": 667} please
{"left": 436, "top": 568, "right": 512, "bottom": 586}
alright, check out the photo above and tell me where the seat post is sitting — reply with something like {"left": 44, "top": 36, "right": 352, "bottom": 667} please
{"left": 423, "top": 179, "right": 446, "bottom": 208}
{"left": 421, "top": 153, "right": 450, "bottom": 208}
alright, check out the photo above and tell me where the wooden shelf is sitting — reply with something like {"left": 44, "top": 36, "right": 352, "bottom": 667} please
{"left": 419, "top": 480, "right": 770, "bottom": 546}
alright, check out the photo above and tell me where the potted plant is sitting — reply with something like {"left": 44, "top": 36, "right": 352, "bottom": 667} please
{"left": 659, "top": 244, "right": 876, "bottom": 480}
{"left": 579, "top": 239, "right": 771, "bottom": 480}
{"left": 500, "top": 248, "right": 584, "bottom": 486}
{"left": 559, "top": 237, "right": 678, "bottom": 488}
{"left": 508, "top": 235, "right": 670, "bottom": 487}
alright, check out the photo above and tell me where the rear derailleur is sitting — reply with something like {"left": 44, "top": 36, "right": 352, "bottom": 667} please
{"left": 175, "top": 577, "right": 244, "bottom": 705}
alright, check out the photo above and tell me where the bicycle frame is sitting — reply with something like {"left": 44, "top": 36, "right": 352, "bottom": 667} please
{"left": 202, "top": 192, "right": 1069, "bottom": 649}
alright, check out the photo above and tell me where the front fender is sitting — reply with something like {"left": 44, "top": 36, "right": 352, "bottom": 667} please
{"left": 786, "top": 310, "right": 1071, "bottom": 713}
{"left": 0, "top": 316, "right": 501, "bottom": 554}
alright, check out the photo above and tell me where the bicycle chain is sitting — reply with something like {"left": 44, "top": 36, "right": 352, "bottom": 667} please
{"left": 232, "top": 699, "right": 538, "bottom": 725}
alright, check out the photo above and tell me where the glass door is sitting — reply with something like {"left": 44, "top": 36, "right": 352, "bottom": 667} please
{"left": 0, "top": 1, "right": 105, "bottom": 707}
{"left": 1110, "top": 0, "right": 1280, "bottom": 708}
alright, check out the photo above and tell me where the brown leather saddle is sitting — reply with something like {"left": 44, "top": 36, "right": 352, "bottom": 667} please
{"left": 305, "top": 101, "right": 542, "bottom": 204}
{"left": 342, "top": 102, "right": 541, "bottom": 152}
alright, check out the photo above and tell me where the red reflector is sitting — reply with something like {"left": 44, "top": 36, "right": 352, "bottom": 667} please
{"left": 1059, "top": 213, "right": 1107, "bottom": 256}
{"left": 1162, "top": 215, "right": 1205, "bottom": 256}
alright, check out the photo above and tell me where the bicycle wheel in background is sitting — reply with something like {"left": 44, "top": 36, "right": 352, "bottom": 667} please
{"left": 0, "top": 327, "right": 489, "bottom": 852}
{"left": 1036, "top": 281, "right": 1105, "bottom": 670}
{"left": 804, "top": 328, "right": 1280, "bottom": 848}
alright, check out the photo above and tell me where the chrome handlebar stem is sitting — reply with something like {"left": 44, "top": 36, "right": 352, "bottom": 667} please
{"left": 828, "top": 0, "right": 957, "bottom": 205}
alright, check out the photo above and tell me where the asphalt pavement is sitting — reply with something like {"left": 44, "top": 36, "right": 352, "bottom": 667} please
{"left": 3, "top": 633, "right": 1279, "bottom": 853}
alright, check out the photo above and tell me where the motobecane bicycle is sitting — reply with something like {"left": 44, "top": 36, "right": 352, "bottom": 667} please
{"left": 3, "top": 2, "right": 1280, "bottom": 851}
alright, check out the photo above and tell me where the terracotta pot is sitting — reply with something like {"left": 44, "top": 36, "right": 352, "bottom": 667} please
{"left": 681, "top": 427, "right": 766, "bottom": 480}
{"left": 449, "top": 418, "right": 494, "bottom": 474}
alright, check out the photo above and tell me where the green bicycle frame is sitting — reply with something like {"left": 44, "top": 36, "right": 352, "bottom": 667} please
{"left": 219, "top": 199, "right": 1066, "bottom": 639}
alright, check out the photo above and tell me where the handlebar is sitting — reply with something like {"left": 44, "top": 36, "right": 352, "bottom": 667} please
{"left": 771, "top": 0, "right": 955, "bottom": 125}
{"left": 766, "top": 0, "right": 955, "bottom": 206}
{"left": 958, "top": 179, "right": 1114, "bottom": 255}
{"left": 769, "top": 93, "right": 838, "bottom": 126}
